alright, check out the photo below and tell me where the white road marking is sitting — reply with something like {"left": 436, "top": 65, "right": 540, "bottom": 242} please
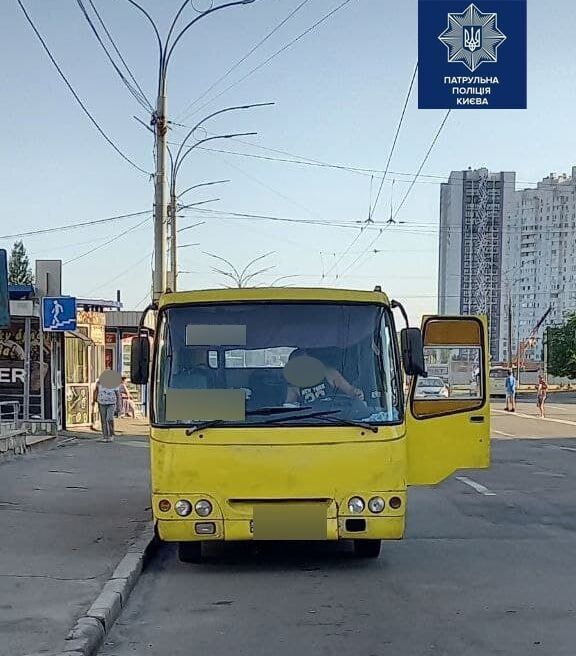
{"left": 492, "top": 409, "right": 576, "bottom": 427}
{"left": 492, "top": 429, "right": 514, "bottom": 437}
{"left": 455, "top": 476, "right": 496, "bottom": 496}
{"left": 547, "top": 445, "right": 576, "bottom": 453}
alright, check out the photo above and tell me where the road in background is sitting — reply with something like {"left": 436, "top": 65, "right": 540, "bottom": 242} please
{"left": 492, "top": 392, "right": 576, "bottom": 438}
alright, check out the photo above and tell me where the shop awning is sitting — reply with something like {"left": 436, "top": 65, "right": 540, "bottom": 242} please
{"left": 66, "top": 330, "right": 95, "bottom": 346}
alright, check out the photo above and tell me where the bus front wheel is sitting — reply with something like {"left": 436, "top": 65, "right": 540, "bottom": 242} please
{"left": 353, "top": 539, "right": 381, "bottom": 559}
{"left": 178, "top": 541, "right": 202, "bottom": 564}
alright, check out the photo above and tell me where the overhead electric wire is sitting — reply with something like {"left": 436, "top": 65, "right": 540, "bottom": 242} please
{"left": 186, "top": 0, "right": 355, "bottom": 119}
{"left": 17, "top": 0, "right": 151, "bottom": 176}
{"left": 204, "top": 149, "right": 319, "bottom": 218}
{"left": 336, "top": 111, "right": 452, "bottom": 280}
{"left": 392, "top": 110, "right": 452, "bottom": 221}
{"left": 370, "top": 62, "right": 418, "bottom": 218}
{"left": 0, "top": 210, "right": 150, "bottom": 240}
{"left": 323, "top": 62, "right": 418, "bottom": 282}
{"left": 85, "top": 250, "right": 152, "bottom": 295}
{"left": 75, "top": 0, "right": 151, "bottom": 112}
{"left": 178, "top": 0, "right": 312, "bottom": 121}
{"left": 80, "top": 0, "right": 153, "bottom": 112}
{"left": 64, "top": 216, "right": 151, "bottom": 265}
{"left": 170, "top": 131, "right": 559, "bottom": 190}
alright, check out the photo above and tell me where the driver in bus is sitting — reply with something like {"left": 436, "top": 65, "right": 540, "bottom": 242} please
{"left": 284, "top": 348, "right": 364, "bottom": 405}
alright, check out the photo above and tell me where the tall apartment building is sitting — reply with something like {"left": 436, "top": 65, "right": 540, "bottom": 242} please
{"left": 503, "top": 168, "right": 576, "bottom": 362}
{"left": 438, "top": 168, "right": 516, "bottom": 361}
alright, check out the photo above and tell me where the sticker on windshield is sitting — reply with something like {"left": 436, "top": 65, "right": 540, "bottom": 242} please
{"left": 186, "top": 324, "right": 246, "bottom": 346}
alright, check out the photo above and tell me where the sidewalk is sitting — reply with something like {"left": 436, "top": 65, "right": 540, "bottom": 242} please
{"left": 0, "top": 430, "right": 150, "bottom": 656}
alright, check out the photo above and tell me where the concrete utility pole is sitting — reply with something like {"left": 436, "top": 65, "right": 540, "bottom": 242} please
{"left": 125, "top": 0, "right": 259, "bottom": 302}
{"left": 168, "top": 180, "right": 230, "bottom": 292}
{"left": 153, "top": 86, "right": 168, "bottom": 300}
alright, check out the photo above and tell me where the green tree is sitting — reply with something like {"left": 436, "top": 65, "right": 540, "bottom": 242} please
{"left": 8, "top": 240, "right": 34, "bottom": 285}
{"left": 547, "top": 313, "right": 576, "bottom": 379}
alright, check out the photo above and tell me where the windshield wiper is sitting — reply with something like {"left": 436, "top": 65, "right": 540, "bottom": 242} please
{"left": 253, "top": 409, "right": 378, "bottom": 432}
{"left": 184, "top": 420, "right": 225, "bottom": 435}
{"left": 183, "top": 410, "right": 379, "bottom": 434}
{"left": 183, "top": 407, "right": 313, "bottom": 434}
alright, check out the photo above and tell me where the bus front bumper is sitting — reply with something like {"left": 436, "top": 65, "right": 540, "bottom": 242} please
{"left": 156, "top": 515, "right": 405, "bottom": 542}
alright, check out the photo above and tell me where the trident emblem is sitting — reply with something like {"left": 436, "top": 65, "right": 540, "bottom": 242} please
{"left": 464, "top": 27, "right": 481, "bottom": 51}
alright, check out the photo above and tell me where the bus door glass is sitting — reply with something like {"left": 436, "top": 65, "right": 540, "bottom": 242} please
{"left": 406, "top": 316, "right": 490, "bottom": 485}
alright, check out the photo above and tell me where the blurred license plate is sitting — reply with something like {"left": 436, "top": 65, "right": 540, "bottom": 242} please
{"left": 253, "top": 503, "right": 327, "bottom": 540}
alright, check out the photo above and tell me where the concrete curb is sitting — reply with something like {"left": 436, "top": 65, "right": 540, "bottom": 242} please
{"left": 56, "top": 524, "right": 158, "bottom": 656}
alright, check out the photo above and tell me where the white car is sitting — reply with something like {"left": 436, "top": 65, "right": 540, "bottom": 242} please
{"left": 415, "top": 376, "right": 450, "bottom": 398}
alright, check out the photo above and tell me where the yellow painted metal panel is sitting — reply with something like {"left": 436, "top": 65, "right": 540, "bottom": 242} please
{"left": 159, "top": 286, "right": 390, "bottom": 308}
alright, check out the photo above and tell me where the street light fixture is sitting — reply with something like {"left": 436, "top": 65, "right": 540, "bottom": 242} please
{"left": 177, "top": 221, "right": 206, "bottom": 234}
{"left": 204, "top": 251, "right": 276, "bottom": 288}
{"left": 166, "top": 104, "right": 272, "bottom": 293}
{"left": 178, "top": 179, "right": 230, "bottom": 199}
{"left": 123, "top": 0, "right": 260, "bottom": 300}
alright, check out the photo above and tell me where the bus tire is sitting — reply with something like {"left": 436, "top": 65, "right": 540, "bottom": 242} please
{"left": 178, "top": 541, "right": 202, "bottom": 563}
{"left": 353, "top": 539, "right": 381, "bottom": 559}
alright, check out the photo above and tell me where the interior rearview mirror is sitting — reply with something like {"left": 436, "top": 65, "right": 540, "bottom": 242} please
{"left": 130, "top": 336, "right": 150, "bottom": 385}
{"left": 400, "top": 328, "right": 426, "bottom": 377}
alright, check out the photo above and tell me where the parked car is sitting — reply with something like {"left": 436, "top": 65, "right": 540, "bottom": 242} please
{"left": 415, "top": 376, "right": 450, "bottom": 398}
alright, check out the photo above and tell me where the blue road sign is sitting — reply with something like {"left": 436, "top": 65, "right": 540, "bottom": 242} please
{"left": 42, "top": 296, "right": 77, "bottom": 332}
{"left": 418, "top": 0, "right": 527, "bottom": 109}
{"left": 0, "top": 250, "right": 9, "bottom": 328}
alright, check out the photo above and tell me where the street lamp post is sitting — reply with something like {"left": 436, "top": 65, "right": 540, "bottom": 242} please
{"left": 168, "top": 130, "right": 259, "bottom": 292}
{"left": 124, "top": 0, "right": 259, "bottom": 301}
{"left": 167, "top": 101, "right": 273, "bottom": 292}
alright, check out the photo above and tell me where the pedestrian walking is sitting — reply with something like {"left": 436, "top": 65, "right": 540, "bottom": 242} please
{"left": 119, "top": 376, "right": 136, "bottom": 418}
{"left": 536, "top": 374, "right": 548, "bottom": 418}
{"left": 93, "top": 370, "right": 122, "bottom": 442}
{"left": 505, "top": 368, "right": 517, "bottom": 412}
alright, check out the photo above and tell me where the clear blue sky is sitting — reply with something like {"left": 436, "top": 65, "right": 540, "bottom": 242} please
{"left": 1, "top": 0, "right": 575, "bottom": 323}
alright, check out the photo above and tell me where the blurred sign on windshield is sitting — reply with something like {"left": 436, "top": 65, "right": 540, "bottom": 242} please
{"left": 418, "top": 0, "right": 527, "bottom": 109}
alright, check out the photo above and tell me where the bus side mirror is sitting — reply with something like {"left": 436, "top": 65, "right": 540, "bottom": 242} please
{"left": 131, "top": 336, "right": 150, "bottom": 385}
{"left": 400, "top": 328, "right": 426, "bottom": 377}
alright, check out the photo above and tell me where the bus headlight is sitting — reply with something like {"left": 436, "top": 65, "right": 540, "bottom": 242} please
{"left": 348, "top": 497, "right": 365, "bottom": 514}
{"left": 368, "top": 496, "right": 385, "bottom": 513}
{"left": 174, "top": 500, "right": 192, "bottom": 517}
{"left": 195, "top": 499, "right": 213, "bottom": 517}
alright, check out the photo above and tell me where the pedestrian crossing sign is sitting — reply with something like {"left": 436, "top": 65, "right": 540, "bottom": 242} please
{"left": 42, "top": 296, "right": 77, "bottom": 332}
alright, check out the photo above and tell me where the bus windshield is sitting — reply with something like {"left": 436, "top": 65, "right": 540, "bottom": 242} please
{"left": 153, "top": 302, "right": 403, "bottom": 427}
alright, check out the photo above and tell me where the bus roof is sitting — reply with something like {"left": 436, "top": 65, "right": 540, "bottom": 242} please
{"left": 159, "top": 287, "right": 391, "bottom": 308}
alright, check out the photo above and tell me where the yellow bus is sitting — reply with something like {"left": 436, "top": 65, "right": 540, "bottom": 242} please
{"left": 131, "top": 287, "right": 489, "bottom": 562}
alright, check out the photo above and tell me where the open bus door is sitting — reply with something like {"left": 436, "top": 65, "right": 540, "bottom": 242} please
{"left": 406, "top": 316, "right": 490, "bottom": 485}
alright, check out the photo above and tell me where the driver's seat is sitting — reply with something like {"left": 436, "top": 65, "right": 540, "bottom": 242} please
{"left": 248, "top": 370, "right": 286, "bottom": 408}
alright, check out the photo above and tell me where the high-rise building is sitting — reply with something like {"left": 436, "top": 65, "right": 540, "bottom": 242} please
{"left": 438, "top": 168, "right": 516, "bottom": 361}
{"left": 503, "top": 168, "right": 576, "bottom": 362}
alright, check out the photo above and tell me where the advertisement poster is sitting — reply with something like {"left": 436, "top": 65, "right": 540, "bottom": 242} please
{"left": 0, "top": 318, "right": 52, "bottom": 419}
{"left": 66, "top": 384, "right": 90, "bottom": 426}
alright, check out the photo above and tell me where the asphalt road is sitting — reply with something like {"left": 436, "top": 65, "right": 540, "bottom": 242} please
{"left": 98, "top": 402, "right": 576, "bottom": 656}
